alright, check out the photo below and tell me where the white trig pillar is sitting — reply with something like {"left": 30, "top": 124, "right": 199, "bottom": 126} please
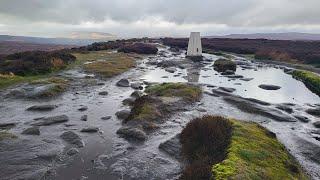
{"left": 187, "top": 32, "right": 202, "bottom": 60}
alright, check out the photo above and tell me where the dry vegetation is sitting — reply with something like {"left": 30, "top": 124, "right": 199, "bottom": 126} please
{"left": 73, "top": 51, "right": 138, "bottom": 78}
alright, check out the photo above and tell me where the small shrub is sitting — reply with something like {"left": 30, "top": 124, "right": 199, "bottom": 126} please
{"left": 180, "top": 115, "right": 233, "bottom": 179}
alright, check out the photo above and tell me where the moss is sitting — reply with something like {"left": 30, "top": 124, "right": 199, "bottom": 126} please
{"left": 0, "top": 131, "right": 17, "bottom": 141}
{"left": 292, "top": 70, "right": 320, "bottom": 96}
{"left": 29, "top": 77, "right": 68, "bottom": 97}
{"left": 213, "top": 59, "right": 237, "bottom": 72}
{"left": 212, "top": 120, "right": 308, "bottom": 180}
{"left": 145, "top": 83, "right": 202, "bottom": 102}
{"left": 73, "top": 51, "right": 138, "bottom": 78}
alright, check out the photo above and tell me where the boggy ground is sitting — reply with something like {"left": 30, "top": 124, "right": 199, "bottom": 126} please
{"left": 117, "top": 82, "right": 202, "bottom": 141}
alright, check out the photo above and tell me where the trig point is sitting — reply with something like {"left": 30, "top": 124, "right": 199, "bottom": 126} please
{"left": 186, "top": 32, "right": 202, "bottom": 61}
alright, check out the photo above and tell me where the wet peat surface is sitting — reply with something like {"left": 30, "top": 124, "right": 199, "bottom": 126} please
{"left": 0, "top": 46, "right": 320, "bottom": 180}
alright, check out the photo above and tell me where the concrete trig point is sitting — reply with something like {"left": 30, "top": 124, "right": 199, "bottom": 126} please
{"left": 186, "top": 32, "right": 202, "bottom": 61}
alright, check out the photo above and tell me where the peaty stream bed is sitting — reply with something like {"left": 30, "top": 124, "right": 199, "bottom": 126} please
{"left": 0, "top": 46, "right": 320, "bottom": 180}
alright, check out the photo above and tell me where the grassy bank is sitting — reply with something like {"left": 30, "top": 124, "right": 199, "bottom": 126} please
{"left": 180, "top": 116, "right": 308, "bottom": 179}
{"left": 212, "top": 119, "right": 307, "bottom": 180}
{"left": 73, "top": 51, "right": 138, "bottom": 78}
{"left": 0, "top": 131, "right": 17, "bottom": 141}
{"left": 292, "top": 70, "right": 320, "bottom": 96}
{"left": 0, "top": 73, "right": 47, "bottom": 89}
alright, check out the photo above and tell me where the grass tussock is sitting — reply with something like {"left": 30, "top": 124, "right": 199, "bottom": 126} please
{"left": 73, "top": 51, "right": 137, "bottom": 77}
{"left": 145, "top": 83, "right": 202, "bottom": 102}
{"left": 0, "top": 131, "right": 17, "bottom": 141}
{"left": 212, "top": 120, "right": 308, "bottom": 180}
{"left": 292, "top": 70, "right": 320, "bottom": 96}
{"left": 180, "top": 116, "right": 233, "bottom": 180}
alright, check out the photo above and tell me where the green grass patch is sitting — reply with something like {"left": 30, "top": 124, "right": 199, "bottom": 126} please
{"left": 0, "top": 73, "right": 47, "bottom": 89}
{"left": 0, "top": 131, "right": 17, "bottom": 141}
{"left": 292, "top": 70, "right": 320, "bottom": 96}
{"left": 73, "top": 51, "right": 138, "bottom": 78}
{"left": 145, "top": 83, "right": 202, "bottom": 102}
{"left": 212, "top": 120, "right": 308, "bottom": 180}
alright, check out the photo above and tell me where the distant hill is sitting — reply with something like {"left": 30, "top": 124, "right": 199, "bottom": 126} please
{"left": 205, "top": 32, "right": 320, "bottom": 41}
{"left": 0, "top": 32, "right": 117, "bottom": 46}
{"left": 0, "top": 41, "right": 76, "bottom": 55}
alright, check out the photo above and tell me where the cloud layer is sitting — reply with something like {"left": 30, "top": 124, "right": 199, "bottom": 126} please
{"left": 0, "top": 0, "right": 320, "bottom": 37}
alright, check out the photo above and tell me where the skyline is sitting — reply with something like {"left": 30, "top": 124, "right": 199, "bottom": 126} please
{"left": 0, "top": 0, "right": 320, "bottom": 38}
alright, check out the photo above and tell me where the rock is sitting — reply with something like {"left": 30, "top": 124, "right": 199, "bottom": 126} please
{"left": 66, "top": 148, "right": 79, "bottom": 156}
{"left": 81, "top": 127, "right": 99, "bottom": 133}
{"left": 258, "top": 84, "right": 281, "bottom": 90}
{"left": 218, "top": 87, "right": 236, "bottom": 93}
{"left": 0, "top": 122, "right": 16, "bottom": 129}
{"left": 130, "top": 82, "right": 143, "bottom": 90}
{"left": 101, "top": 116, "right": 112, "bottom": 120}
{"left": 313, "top": 121, "right": 320, "bottom": 128}
{"left": 98, "top": 91, "right": 108, "bottom": 96}
{"left": 240, "top": 78, "right": 254, "bottom": 81}
{"left": 196, "top": 108, "right": 207, "bottom": 112}
{"left": 116, "top": 110, "right": 131, "bottom": 119}
{"left": 276, "top": 105, "right": 293, "bottom": 114}
{"left": 22, "top": 126, "right": 40, "bottom": 135}
{"left": 78, "top": 106, "right": 88, "bottom": 111}
{"left": 80, "top": 115, "right": 88, "bottom": 121}
{"left": 161, "top": 76, "right": 168, "bottom": 78}
{"left": 169, "top": 47, "right": 180, "bottom": 52}
{"left": 243, "top": 98, "right": 271, "bottom": 106}
{"left": 32, "top": 115, "right": 69, "bottom": 126}
{"left": 97, "top": 82, "right": 105, "bottom": 86}
{"left": 131, "top": 91, "right": 143, "bottom": 99}
{"left": 223, "top": 95, "right": 297, "bottom": 122}
{"left": 225, "top": 74, "right": 244, "bottom": 79}
{"left": 60, "top": 131, "right": 84, "bottom": 148}
{"left": 306, "top": 108, "right": 320, "bottom": 117}
{"left": 116, "top": 127, "right": 147, "bottom": 141}
{"left": 213, "top": 59, "right": 236, "bottom": 72}
{"left": 165, "top": 67, "right": 176, "bottom": 73}
{"left": 294, "top": 115, "right": 310, "bottom": 123}
{"left": 123, "top": 97, "right": 136, "bottom": 106}
{"left": 26, "top": 105, "right": 57, "bottom": 111}
{"left": 221, "top": 70, "right": 235, "bottom": 75}
{"left": 116, "top": 79, "right": 130, "bottom": 87}
{"left": 159, "top": 135, "right": 182, "bottom": 159}
{"left": 211, "top": 89, "right": 232, "bottom": 96}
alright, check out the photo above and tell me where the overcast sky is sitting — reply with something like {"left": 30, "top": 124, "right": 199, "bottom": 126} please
{"left": 0, "top": 0, "right": 320, "bottom": 38}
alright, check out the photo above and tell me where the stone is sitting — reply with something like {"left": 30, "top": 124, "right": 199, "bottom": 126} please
{"left": 221, "top": 70, "right": 235, "bottom": 75}
{"left": 80, "top": 127, "right": 99, "bottom": 133}
{"left": 66, "top": 148, "right": 79, "bottom": 156}
{"left": 159, "top": 135, "right": 182, "bottom": 159}
{"left": 240, "top": 78, "right": 254, "bottom": 81}
{"left": 165, "top": 67, "right": 177, "bottom": 73}
{"left": 80, "top": 115, "right": 88, "bottom": 121}
{"left": 98, "top": 91, "right": 108, "bottom": 95}
{"left": 218, "top": 87, "right": 236, "bottom": 93}
{"left": 131, "top": 91, "right": 143, "bottom": 98}
{"left": 130, "top": 82, "right": 143, "bottom": 90}
{"left": 294, "top": 115, "right": 310, "bottom": 123}
{"left": 276, "top": 105, "right": 293, "bottom": 114}
{"left": 26, "top": 105, "right": 57, "bottom": 111}
{"left": 101, "top": 116, "right": 112, "bottom": 120}
{"left": 32, "top": 115, "right": 69, "bottom": 126}
{"left": 78, "top": 106, "right": 88, "bottom": 111}
{"left": 0, "top": 122, "right": 16, "bottom": 129}
{"left": 313, "top": 121, "right": 320, "bottom": 128}
{"left": 306, "top": 108, "right": 320, "bottom": 117}
{"left": 116, "top": 79, "right": 130, "bottom": 87}
{"left": 123, "top": 97, "right": 136, "bottom": 106}
{"left": 116, "top": 110, "right": 131, "bottom": 119}
{"left": 116, "top": 127, "right": 147, "bottom": 141}
{"left": 60, "top": 131, "right": 84, "bottom": 148}
{"left": 258, "top": 84, "right": 281, "bottom": 90}
{"left": 22, "top": 126, "right": 40, "bottom": 135}
{"left": 243, "top": 98, "right": 271, "bottom": 106}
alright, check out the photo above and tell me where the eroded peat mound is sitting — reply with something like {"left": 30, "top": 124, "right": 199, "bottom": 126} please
{"left": 179, "top": 115, "right": 308, "bottom": 180}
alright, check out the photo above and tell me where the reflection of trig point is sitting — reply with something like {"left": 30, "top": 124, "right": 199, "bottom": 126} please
{"left": 186, "top": 32, "right": 202, "bottom": 61}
